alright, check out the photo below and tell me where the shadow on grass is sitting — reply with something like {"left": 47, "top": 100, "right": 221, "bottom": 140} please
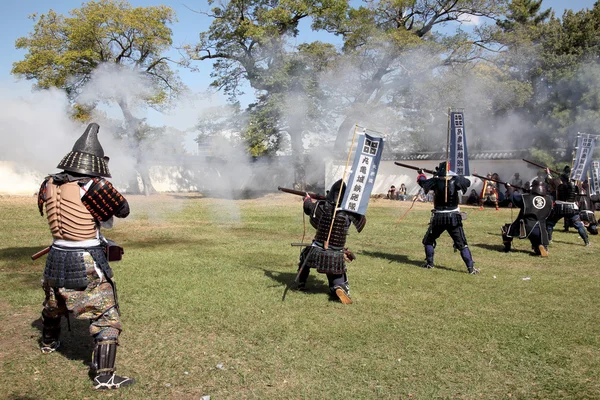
{"left": 31, "top": 316, "right": 93, "bottom": 368}
{"left": 360, "top": 250, "right": 466, "bottom": 274}
{"left": 0, "top": 246, "right": 46, "bottom": 262}
{"left": 261, "top": 268, "right": 331, "bottom": 301}
{"left": 474, "top": 242, "right": 536, "bottom": 256}
{"left": 359, "top": 250, "right": 423, "bottom": 267}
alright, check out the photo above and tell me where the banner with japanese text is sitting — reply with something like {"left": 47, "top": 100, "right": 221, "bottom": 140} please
{"left": 340, "top": 133, "right": 384, "bottom": 215}
{"left": 571, "top": 134, "right": 596, "bottom": 181}
{"left": 449, "top": 111, "right": 470, "bottom": 176}
{"left": 589, "top": 160, "right": 600, "bottom": 195}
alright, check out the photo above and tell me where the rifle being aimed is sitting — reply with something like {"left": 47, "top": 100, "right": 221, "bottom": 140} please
{"left": 278, "top": 186, "right": 326, "bottom": 200}
{"left": 393, "top": 161, "right": 436, "bottom": 175}
{"left": 522, "top": 159, "right": 577, "bottom": 182}
{"left": 472, "top": 173, "right": 525, "bottom": 192}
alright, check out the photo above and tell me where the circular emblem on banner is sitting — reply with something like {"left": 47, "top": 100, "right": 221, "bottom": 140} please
{"left": 533, "top": 196, "right": 546, "bottom": 209}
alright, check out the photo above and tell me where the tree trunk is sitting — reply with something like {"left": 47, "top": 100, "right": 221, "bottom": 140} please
{"left": 289, "top": 124, "right": 306, "bottom": 189}
{"left": 117, "top": 100, "right": 158, "bottom": 196}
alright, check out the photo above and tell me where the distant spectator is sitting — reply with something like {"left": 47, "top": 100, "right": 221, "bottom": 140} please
{"left": 466, "top": 189, "right": 479, "bottom": 205}
{"left": 387, "top": 185, "right": 398, "bottom": 200}
{"left": 398, "top": 183, "right": 407, "bottom": 201}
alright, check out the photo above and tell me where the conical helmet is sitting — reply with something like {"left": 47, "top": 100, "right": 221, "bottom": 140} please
{"left": 56, "top": 123, "right": 111, "bottom": 177}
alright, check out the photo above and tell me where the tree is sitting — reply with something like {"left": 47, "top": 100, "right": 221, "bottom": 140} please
{"left": 186, "top": 0, "right": 344, "bottom": 187}
{"left": 494, "top": 1, "right": 600, "bottom": 161}
{"left": 312, "top": 0, "right": 510, "bottom": 150}
{"left": 12, "top": 0, "right": 183, "bottom": 195}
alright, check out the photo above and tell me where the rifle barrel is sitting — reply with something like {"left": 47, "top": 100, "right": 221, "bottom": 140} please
{"left": 394, "top": 162, "right": 436, "bottom": 175}
{"left": 278, "top": 186, "right": 326, "bottom": 200}
{"left": 473, "top": 174, "right": 524, "bottom": 191}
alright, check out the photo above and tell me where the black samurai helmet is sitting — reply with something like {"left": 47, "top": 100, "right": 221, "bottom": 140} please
{"left": 56, "top": 123, "right": 111, "bottom": 177}
{"left": 326, "top": 179, "right": 346, "bottom": 205}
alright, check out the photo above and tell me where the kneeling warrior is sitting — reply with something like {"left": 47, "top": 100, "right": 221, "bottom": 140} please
{"left": 501, "top": 179, "right": 553, "bottom": 256}
{"left": 418, "top": 162, "right": 478, "bottom": 274}
{"left": 545, "top": 166, "right": 590, "bottom": 246}
{"left": 37, "top": 123, "right": 134, "bottom": 389}
{"left": 297, "top": 180, "right": 365, "bottom": 304}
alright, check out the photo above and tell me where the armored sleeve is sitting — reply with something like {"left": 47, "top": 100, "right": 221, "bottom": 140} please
{"left": 303, "top": 198, "right": 316, "bottom": 216}
{"left": 545, "top": 175, "right": 561, "bottom": 190}
{"left": 81, "top": 178, "right": 130, "bottom": 221}
{"left": 510, "top": 192, "right": 524, "bottom": 208}
{"left": 37, "top": 177, "right": 50, "bottom": 216}
{"left": 419, "top": 177, "right": 436, "bottom": 193}
{"left": 455, "top": 176, "right": 471, "bottom": 192}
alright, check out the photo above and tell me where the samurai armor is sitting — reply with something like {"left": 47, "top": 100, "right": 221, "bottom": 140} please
{"left": 302, "top": 246, "right": 347, "bottom": 274}
{"left": 43, "top": 178, "right": 97, "bottom": 241}
{"left": 430, "top": 211, "right": 462, "bottom": 227}
{"left": 44, "top": 247, "right": 112, "bottom": 289}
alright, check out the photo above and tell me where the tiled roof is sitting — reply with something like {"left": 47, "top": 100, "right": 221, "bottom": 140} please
{"left": 383, "top": 149, "right": 567, "bottom": 161}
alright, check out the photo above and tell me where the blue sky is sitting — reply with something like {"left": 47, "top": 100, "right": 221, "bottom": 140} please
{"left": 1, "top": 0, "right": 596, "bottom": 94}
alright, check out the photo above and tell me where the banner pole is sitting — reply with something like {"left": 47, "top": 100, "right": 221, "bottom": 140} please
{"left": 325, "top": 124, "right": 359, "bottom": 249}
{"left": 445, "top": 108, "right": 451, "bottom": 203}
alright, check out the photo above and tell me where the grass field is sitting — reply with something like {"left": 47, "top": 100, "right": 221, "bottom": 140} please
{"left": 1, "top": 194, "right": 599, "bottom": 400}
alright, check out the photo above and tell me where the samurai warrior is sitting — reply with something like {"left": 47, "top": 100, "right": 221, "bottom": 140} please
{"left": 418, "top": 162, "right": 478, "bottom": 274}
{"left": 297, "top": 180, "right": 366, "bottom": 304}
{"left": 479, "top": 173, "right": 499, "bottom": 210}
{"left": 37, "top": 123, "right": 134, "bottom": 389}
{"left": 564, "top": 183, "right": 599, "bottom": 235}
{"left": 501, "top": 179, "right": 553, "bottom": 256}
{"left": 545, "top": 166, "right": 590, "bottom": 246}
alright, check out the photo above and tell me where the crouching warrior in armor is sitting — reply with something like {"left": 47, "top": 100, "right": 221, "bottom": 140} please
{"left": 501, "top": 180, "right": 553, "bottom": 256}
{"left": 545, "top": 166, "right": 590, "bottom": 246}
{"left": 297, "top": 180, "right": 366, "bottom": 304}
{"left": 37, "top": 123, "right": 134, "bottom": 389}
{"left": 418, "top": 162, "right": 478, "bottom": 274}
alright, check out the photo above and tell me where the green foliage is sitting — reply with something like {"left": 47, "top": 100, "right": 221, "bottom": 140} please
{"left": 12, "top": 0, "right": 183, "bottom": 112}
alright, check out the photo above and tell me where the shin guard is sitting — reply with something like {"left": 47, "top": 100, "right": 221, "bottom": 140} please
{"left": 41, "top": 314, "right": 61, "bottom": 353}
{"left": 424, "top": 244, "right": 435, "bottom": 266}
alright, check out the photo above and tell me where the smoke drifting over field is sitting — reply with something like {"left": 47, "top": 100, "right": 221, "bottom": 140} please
{"left": 0, "top": 64, "right": 296, "bottom": 198}
{"left": 2, "top": 47, "right": 599, "bottom": 198}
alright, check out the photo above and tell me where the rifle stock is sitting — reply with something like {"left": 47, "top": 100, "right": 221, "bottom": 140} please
{"left": 393, "top": 162, "right": 436, "bottom": 175}
{"left": 278, "top": 186, "right": 326, "bottom": 200}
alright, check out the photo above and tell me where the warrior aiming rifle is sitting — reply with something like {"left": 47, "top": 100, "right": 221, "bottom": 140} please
{"left": 278, "top": 186, "right": 326, "bottom": 200}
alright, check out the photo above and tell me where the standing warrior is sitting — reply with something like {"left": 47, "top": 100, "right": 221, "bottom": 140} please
{"left": 565, "top": 183, "right": 599, "bottom": 235}
{"left": 545, "top": 166, "right": 590, "bottom": 246}
{"left": 297, "top": 180, "right": 366, "bottom": 304}
{"left": 418, "top": 162, "right": 478, "bottom": 274}
{"left": 501, "top": 179, "right": 553, "bottom": 256}
{"left": 37, "top": 123, "right": 134, "bottom": 389}
{"left": 479, "top": 173, "right": 499, "bottom": 210}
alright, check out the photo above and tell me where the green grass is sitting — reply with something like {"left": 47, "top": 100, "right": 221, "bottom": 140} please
{"left": 1, "top": 194, "right": 599, "bottom": 399}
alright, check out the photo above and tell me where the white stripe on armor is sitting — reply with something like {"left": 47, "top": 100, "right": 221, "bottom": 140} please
{"left": 434, "top": 207, "right": 460, "bottom": 213}
{"left": 53, "top": 238, "right": 101, "bottom": 247}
